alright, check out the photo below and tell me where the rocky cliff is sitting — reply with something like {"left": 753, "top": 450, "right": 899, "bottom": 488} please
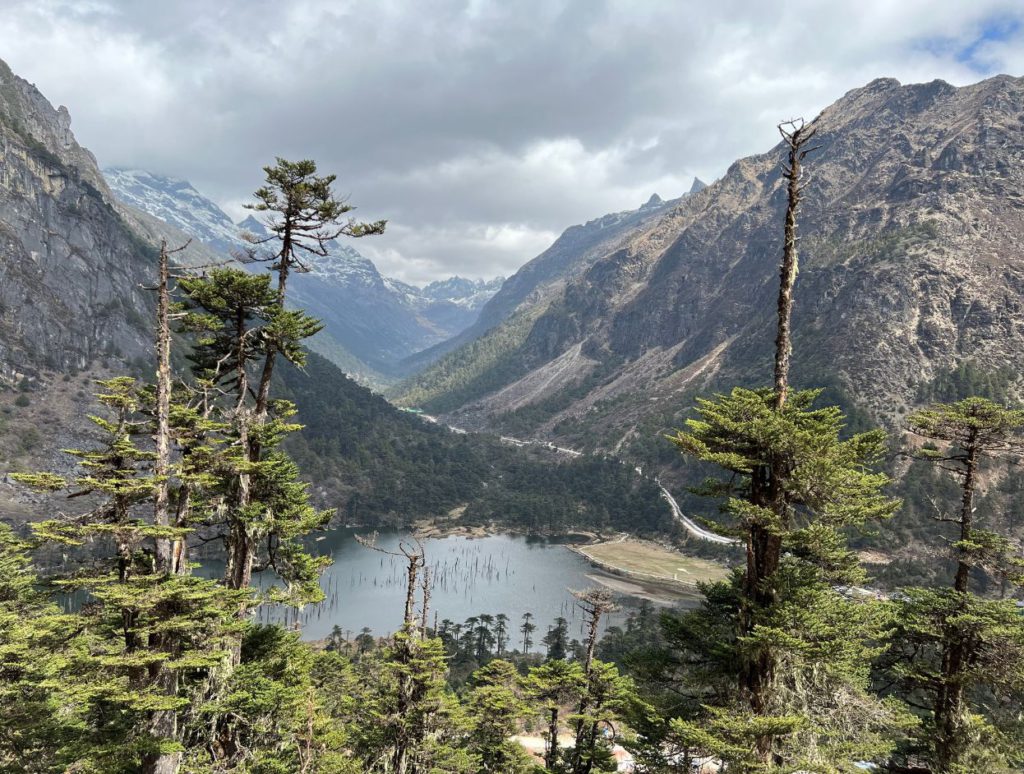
{"left": 398, "top": 75, "right": 1024, "bottom": 453}
{"left": 394, "top": 189, "right": 692, "bottom": 396}
{"left": 0, "top": 58, "right": 154, "bottom": 384}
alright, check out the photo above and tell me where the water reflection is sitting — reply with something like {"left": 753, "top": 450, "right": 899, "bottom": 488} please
{"left": 58, "top": 528, "right": 698, "bottom": 645}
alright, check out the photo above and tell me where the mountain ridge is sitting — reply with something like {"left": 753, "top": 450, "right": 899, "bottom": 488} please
{"left": 396, "top": 74, "right": 1024, "bottom": 457}
{"left": 101, "top": 166, "right": 504, "bottom": 383}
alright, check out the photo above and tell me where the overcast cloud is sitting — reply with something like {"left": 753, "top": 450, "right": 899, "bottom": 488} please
{"left": 1, "top": 0, "right": 1023, "bottom": 284}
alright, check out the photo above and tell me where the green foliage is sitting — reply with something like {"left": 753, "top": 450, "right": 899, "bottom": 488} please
{"left": 392, "top": 304, "right": 546, "bottom": 413}
{"left": 280, "top": 352, "right": 674, "bottom": 536}
{"left": 8, "top": 378, "right": 246, "bottom": 773}
{"left": 657, "top": 387, "right": 908, "bottom": 769}
{"left": 671, "top": 387, "right": 899, "bottom": 544}
{"left": 881, "top": 590, "right": 1024, "bottom": 772}
{"left": 178, "top": 270, "right": 332, "bottom": 605}
{"left": 0, "top": 526, "right": 88, "bottom": 772}
{"left": 350, "top": 632, "right": 476, "bottom": 773}
{"left": 878, "top": 397, "right": 1024, "bottom": 772}
{"left": 184, "top": 625, "right": 357, "bottom": 774}
{"left": 245, "top": 158, "right": 386, "bottom": 259}
{"left": 465, "top": 659, "right": 535, "bottom": 773}
{"left": 917, "top": 360, "right": 1017, "bottom": 404}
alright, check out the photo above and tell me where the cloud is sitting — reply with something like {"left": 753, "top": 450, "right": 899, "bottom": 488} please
{"left": 1, "top": 0, "right": 1022, "bottom": 283}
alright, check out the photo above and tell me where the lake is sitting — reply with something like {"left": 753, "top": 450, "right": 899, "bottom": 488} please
{"left": 218, "top": 528, "right": 700, "bottom": 643}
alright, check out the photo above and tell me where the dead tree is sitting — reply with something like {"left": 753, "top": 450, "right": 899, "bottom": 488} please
{"left": 420, "top": 566, "right": 432, "bottom": 638}
{"left": 773, "top": 119, "right": 819, "bottom": 411}
{"left": 152, "top": 239, "right": 191, "bottom": 575}
{"left": 356, "top": 535, "right": 428, "bottom": 774}
{"left": 569, "top": 588, "right": 618, "bottom": 774}
{"left": 144, "top": 238, "right": 190, "bottom": 774}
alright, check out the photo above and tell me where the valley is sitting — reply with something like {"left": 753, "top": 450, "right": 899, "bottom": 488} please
{"left": 2, "top": 16, "right": 1024, "bottom": 770}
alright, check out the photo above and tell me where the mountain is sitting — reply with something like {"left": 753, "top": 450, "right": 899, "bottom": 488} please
{"left": 0, "top": 57, "right": 671, "bottom": 540}
{"left": 102, "top": 168, "right": 244, "bottom": 250}
{"left": 396, "top": 75, "right": 1024, "bottom": 454}
{"left": 102, "top": 168, "right": 503, "bottom": 383}
{"left": 395, "top": 188, "right": 693, "bottom": 378}
{"left": 0, "top": 59, "right": 154, "bottom": 383}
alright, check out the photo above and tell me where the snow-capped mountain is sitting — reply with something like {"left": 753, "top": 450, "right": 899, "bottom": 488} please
{"left": 104, "top": 168, "right": 244, "bottom": 250}
{"left": 420, "top": 276, "right": 505, "bottom": 307}
{"left": 102, "top": 168, "right": 503, "bottom": 383}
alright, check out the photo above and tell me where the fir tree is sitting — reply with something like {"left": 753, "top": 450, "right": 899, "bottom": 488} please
{"left": 240, "top": 157, "right": 386, "bottom": 416}
{"left": 521, "top": 611, "right": 537, "bottom": 654}
{"left": 882, "top": 398, "right": 1024, "bottom": 772}
{"left": 526, "top": 659, "right": 585, "bottom": 771}
{"left": 465, "top": 659, "right": 533, "bottom": 773}
{"left": 544, "top": 616, "right": 570, "bottom": 661}
{"left": 13, "top": 378, "right": 244, "bottom": 773}
{"left": 178, "top": 269, "right": 331, "bottom": 606}
{"left": 0, "top": 525, "right": 86, "bottom": 771}
{"left": 661, "top": 118, "right": 909, "bottom": 769}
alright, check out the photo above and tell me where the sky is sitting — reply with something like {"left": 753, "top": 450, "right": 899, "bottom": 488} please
{"left": 2, "top": 1, "right": 1024, "bottom": 285}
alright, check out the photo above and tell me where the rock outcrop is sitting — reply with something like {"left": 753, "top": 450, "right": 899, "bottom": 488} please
{"left": 0, "top": 57, "right": 154, "bottom": 384}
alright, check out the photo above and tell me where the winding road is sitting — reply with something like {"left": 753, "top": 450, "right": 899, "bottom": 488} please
{"left": 419, "top": 413, "right": 739, "bottom": 545}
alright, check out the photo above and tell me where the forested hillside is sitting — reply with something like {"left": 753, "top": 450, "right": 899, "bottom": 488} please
{"left": 279, "top": 351, "right": 672, "bottom": 535}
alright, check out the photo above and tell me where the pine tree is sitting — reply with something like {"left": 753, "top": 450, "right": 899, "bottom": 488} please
{"left": 0, "top": 525, "right": 87, "bottom": 771}
{"left": 494, "top": 612, "right": 510, "bottom": 656}
{"left": 184, "top": 625, "right": 359, "bottom": 773}
{"left": 178, "top": 269, "right": 331, "bottom": 607}
{"left": 240, "top": 157, "right": 386, "bottom": 417}
{"left": 565, "top": 659, "right": 642, "bottom": 774}
{"left": 568, "top": 588, "right": 618, "bottom": 773}
{"left": 660, "top": 118, "right": 910, "bottom": 769}
{"left": 13, "top": 378, "right": 244, "bottom": 773}
{"left": 526, "top": 659, "right": 585, "bottom": 771}
{"left": 465, "top": 659, "right": 533, "bottom": 773}
{"left": 544, "top": 616, "right": 570, "bottom": 661}
{"left": 882, "top": 398, "right": 1024, "bottom": 772}
{"left": 521, "top": 611, "right": 537, "bottom": 654}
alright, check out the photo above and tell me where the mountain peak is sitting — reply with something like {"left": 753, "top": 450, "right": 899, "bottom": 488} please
{"left": 237, "top": 213, "right": 269, "bottom": 236}
{"left": 688, "top": 177, "right": 707, "bottom": 194}
{"left": 641, "top": 193, "right": 664, "bottom": 209}
{"left": 0, "top": 56, "right": 108, "bottom": 197}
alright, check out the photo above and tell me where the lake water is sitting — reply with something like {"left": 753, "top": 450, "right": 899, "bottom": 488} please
{"left": 224, "top": 528, "right": 696, "bottom": 642}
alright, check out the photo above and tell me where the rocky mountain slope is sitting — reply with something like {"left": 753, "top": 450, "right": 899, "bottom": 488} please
{"left": 395, "top": 184, "right": 700, "bottom": 374}
{"left": 397, "top": 75, "right": 1024, "bottom": 457}
{"left": 103, "top": 168, "right": 503, "bottom": 383}
{"left": 394, "top": 186, "right": 698, "bottom": 390}
{"left": 0, "top": 58, "right": 154, "bottom": 385}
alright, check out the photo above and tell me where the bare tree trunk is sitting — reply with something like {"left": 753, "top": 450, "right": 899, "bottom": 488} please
{"left": 934, "top": 429, "right": 979, "bottom": 770}
{"left": 393, "top": 547, "right": 423, "bottom": 774}
{"left": 953, "top": 433, "right": 978, "bottom": 596}
{"left": 141, "top": 666, "right": 181, "bottom": 774}
{"left": 154, "top": 241, "right": 173, "bottom": 573}
{"left": 545, "top": 707, "right": 560, "bottom": 771}
{"left": 170, "top": 484, "right": 191, "bottom": 576}
{"left": 571, "top": 590, "right": 616, "bottom": 773}
{"left": 254, "top": 232, "right": 292, "bottom": 419}
{"left": 147, "top": 241, "right": 194, "bottom": 774}
{"left": 225, "top": 308, "right": 254, "bottom": 596}
{"left": 739, "top": 120, "right": 818, "bottom": 767}
{"left": 420, "top": 566, "right": 431, "bottom": 638}
{"left": 773, "top": 120, "right": 816, "bottom": 412}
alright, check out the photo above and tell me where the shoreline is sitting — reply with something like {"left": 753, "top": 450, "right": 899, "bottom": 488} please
{"left": 401, "top": 518, "right": 722, "bottom": 605}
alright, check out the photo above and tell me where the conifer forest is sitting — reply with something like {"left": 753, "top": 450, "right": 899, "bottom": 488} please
{"left": 1, "top": 5, "right": 1024, "bottom": 773}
